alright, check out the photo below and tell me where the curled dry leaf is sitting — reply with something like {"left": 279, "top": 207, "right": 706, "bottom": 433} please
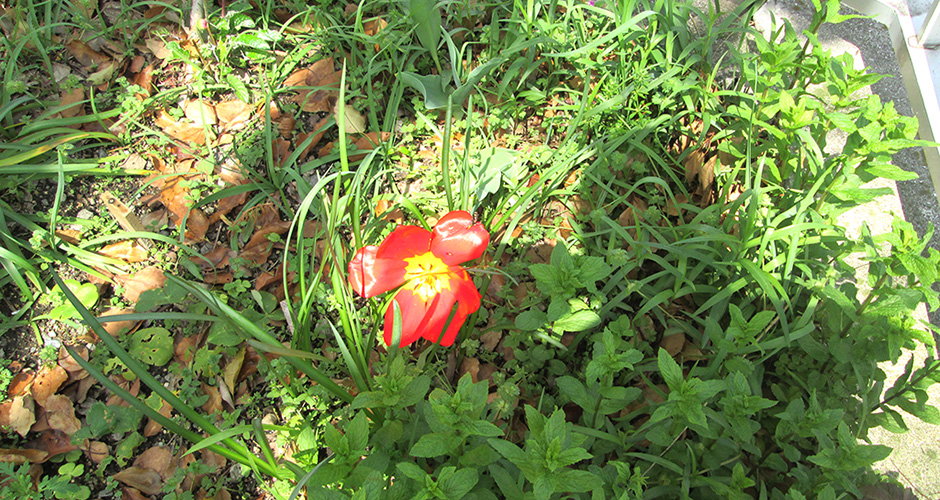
{"left": 31, "top": 365, "right": 68, "bottom": 406}
{"left": 42, "top": 395, "right": 81, "bottom": 436}
{"left": 215, "top": 100, "right": 253, "bottom": 130}
{"left": 98, "top": 240, "right": 149, "bottom": 263}
{"left": 114, "top": 265, "right": 166, "bottom": 303}
{"left": 134, "top": 445, "right": 173, "bottom": 480}
{"left": 0, "top": 396, "right": 35, "bottom": 437}
{"left": 97, "top": 307, "right": 139, "bottom": 337}
{"left": 8, "top": 370, "right": 34, "bottom": 397}
{"left": 459, "top": 357, "right": 480, "bottom": 383}
{"left": 113, "top": 466, "right": 164, "bottom": 496}
{"left": 80, "top": 440, "right": 109, "bottom": 464}
{"left": 200, "top": 383, "right": 222, "bottom": 415}
{"left": 222, "top": 348, "right": 246, "bottom": 398}
{"left": 143, "top": 400, "right": 173, "bottom": 438}
{"left": 184, "top": 100, "right": 217, "bottom": 127}
{"left": 58, "top": 347, "right": 89, "bottom": 379}
{"left": 29, "top": 430, "right": 77, "bottom": 460}
{"left": 284, "top": 58, "right": 340, "bottom": 113}
{"left": 0, "top": 447, "right": 47, "bottom": 464}
{"left": 58, "top": 87, "right": 85, "bottom": 121}
{"left": 183, "top": 207, "right": 209, "bottom": 241}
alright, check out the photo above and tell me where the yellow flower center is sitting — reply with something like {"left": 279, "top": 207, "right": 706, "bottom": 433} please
{"left": 403, "top": 252, "right": 451, "bottom": 300}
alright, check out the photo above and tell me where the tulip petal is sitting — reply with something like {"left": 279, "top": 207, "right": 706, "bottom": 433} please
{"left": 430, "top": 211, "right": 490, "bottom": 265}
{"left": 349, "top": 225, "right": 433, "bottom": 298}
{"left": 383, "top": 268, "right": 481, "bottom": 347}
{"left": 347, "top": 245, "right": 378, "bottom": 297}
{"left": 426, "top": 269, "right": 481, "bottom": 346}
{"left": 384, "top": 289, "right": 439, "bottom": 347}
{"left": 377, "top": 225, "right": 432, "bottom": 261}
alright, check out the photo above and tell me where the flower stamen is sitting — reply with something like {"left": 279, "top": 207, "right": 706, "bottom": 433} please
{"left": 403, "top": 252, "right": 452, "bottom": 300}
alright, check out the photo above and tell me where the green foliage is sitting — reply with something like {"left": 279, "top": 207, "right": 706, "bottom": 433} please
{"left": 0, "top": 462, "right": 91, "bottom": 500}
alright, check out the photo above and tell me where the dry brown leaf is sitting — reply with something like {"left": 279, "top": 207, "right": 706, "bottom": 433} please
{"left": 286, "top": 58, "right": 340, "bottom": 113}
{"left": 337, "top": 101, "right": 366, "bottom": 134}
{"left": 480, "top": 331, "right": 502, "bottom": 352}
{"left": 239, "top": 221, "right": 291, "bottom": 265}
{"left": 29, "top": 430, "right": 76, "bottom": 460}
{"left": 212, "top": 488, "right": 233, "bottom": 500}
{"left": 184, "top": 100, "right": 217, "bottom": 127}
{"left": 80, "top": 440, "right": 109, "bottom": 464}
{"left": 208, "top": 190, "right": 248, "bottom": 225}
{"left": 114, "top": 266, "right": 166, "bottom": 303}
{"left": 699, "top": 155, "right": 716, "bottom": 190}
{"left": 277, "top": 115, "right": 296, "bottom": 138}
{"left": 43, "top": 395, "right": 81, "bottom": 436}
{"left": 132, "top": 63, "right": 154, "bottom": 98}
{"left": 201, "top": 383, "right": 223, "bottom": 415}
{"left": 134, "top": 446, "right": 173, "bottom": 479}
{"left": 98, "top": 240, "right": 149, "bottom": 263}
{"left": 174, "top": 335, "right": 201, "bottom": 365}
{"left": 215, "top": 100, "right": 253, "bottom": 130}
{"left": 54, "top": 228, "right": 82, "bottom": 244}
{"left": 0, "top": 447, "right": 47, "bottom": 464}
{"left": 106, "top": 377, "right": 140, "bottom": 407}
{"left": 222, "top": 348, "right": 246, "bottom": 397}
{"left": 0, "top": 397, "right": 35, "bottom": 437}
{"left": 184, "top": 208, "right": 209, "bottom": 241}
{"left": 143, "top": 400, "right": 173, "bottom": 438}
{"left": 7, "top": 370, "right": 34, "bottom": 397}
{"left": 58, "top": 347, "right": 88, "bottom": 379}
{"left": 31, "top": 365, "right": 68, "bottom": 406}
{"left": 661, "top": 333, "right": 686, "bottom": 357}
{"left": 113, "top": 466, "right": 164, "bottom": 495}
{"left": 459, "top": 358, "right": 480, "bottom": 383}
{"left": 203, "top": 271, "right": 234, "bottom": 284}
{"left": 683, "top": 149, "right": 705, "bottom": 186}
{"left": 58, "top": 87, "right": 85, "bottom": 120}
{"left": 66, "top": 40, "right": 111, "bottom": 69}
{"left": 254, "top": 270, "right": 280, "bottom": 291}
{"left": 98, "top": 307, "right": 139, "bottom": 337}
{"left": 193, "top": 246, "right": 234, "bottom": 270}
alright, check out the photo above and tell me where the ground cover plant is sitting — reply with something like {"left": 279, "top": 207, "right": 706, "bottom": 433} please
{"left": 1, "top": 0, "right": 940, "bottom": 498}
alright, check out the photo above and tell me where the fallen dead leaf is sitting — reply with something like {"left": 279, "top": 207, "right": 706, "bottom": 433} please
{"left": 115, "top": 266, "right": 166, "bottom": 303}
{"left": 98, "top": 240, "right": 149, "bottom": 263}
{"left": 215, "top": 100, "right": 253, "bottom": 130}
{"left": 57, "top": 87, "right": 85, "bottom": 120}
{"left": 42, "top": 395, "right": 81, "bottom": 436}
{"left": 97, "top": 307, "right": 139, "bottom": 337}
{"left": 66, "top": 39, "right": 112, "bottom": 69}
{"left": 134, "top": 445, "right": 173, "bottom": 479}
{"left": 222, "top": 348, "right": 246, "bottom": 398}
{"left": 30, "top": 365, "right": 68, "bottom": 406}
{"left": 143, "top": 400, "right": 173, "bottom": 438}
{"left": 7, "top": 370, "right": 34, "bottom": 397}
{"left": 29, "top": 430, "right": 77, "bottom": 460}
{"left": 80, "top": 440, "right": 110, "bottom": 464}
{"left": 201, "top": 383, "right": 222, "bottom": 415}
{"left": 336, "top": 101, "right": 366, "bottom": 134}
{"left": 113, "top": 466, "right": 164, "bottom": 495}
{"left": 285, "top": 58, "right": 340, "bottom": 113}
{"left": 184, "top": 99, "right": 217, "bottom": 127}
{"left": 57, "top": 347, "right": 89, "bottom": 379}
{"left": 459, "top": 357, "right": 480, "bottom": 383}
{"left": 479, "top": 331, "right": 502, "bottom": 352}
{"left": 0, "top": 448, "right": 48, "bottom": 464}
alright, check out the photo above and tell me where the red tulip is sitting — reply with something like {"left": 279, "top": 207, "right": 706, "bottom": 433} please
{"left": 348, "top": 211, "right": 490, "bottom": 347}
